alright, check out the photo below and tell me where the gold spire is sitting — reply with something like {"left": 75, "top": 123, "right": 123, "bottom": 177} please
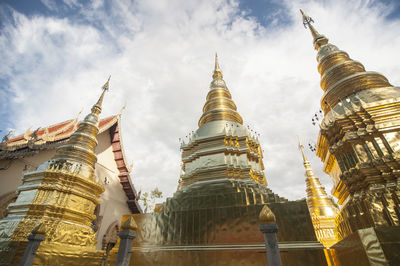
{"left": 198, "top": 55, "right": 243, "bottom": 127}
{"left": 300, "top": 9, "right": 328, "bottom": 50}
{"left": 300, "top": 10, "right": 392, "bottom": 114}
{"left": 298, "top": 138, "right": 339, "bottom": 247}
{"left": 53, "top": 76, "right": 110, "bottom": 172}
{"left": 92, "top": 75, "right": 110, "bottom": 115}
{"left": 213, "top": 53, "right": 223, "bottom": 79}
{"left": 298, "top": 137, "right": 309, "bottom": 166}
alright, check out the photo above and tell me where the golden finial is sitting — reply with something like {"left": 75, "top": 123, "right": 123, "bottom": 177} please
{"left": 259, "top": 204, "right": 276, "bottom": 224}
{"left": 92, "top": 75, "right": 111, "bottom": 115}
{"left": 297, "top": 137, "right": 309, "bottom": 164}
{"left": 75, "top": 108, "right": 83, "bottom": 120}
{"left": 31, "top": 223, "right": 47, "bottom": 236}
{"left": 299, "top": 9, "right": 328, "bottom": 50}
{"left": 118, "top": 102, "right": 126, "bottom": 117}
{"left": 213, "top": 53, "right": 223, "bottom": 79}
{"left": 121, "top": 216, "right": 138, "bottom": 232}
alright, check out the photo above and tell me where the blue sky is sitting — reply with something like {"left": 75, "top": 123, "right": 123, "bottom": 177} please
{"left": 1, "top": 0, "right": 400, "bottom": 202}
{"left": 2, "top": 0, "right": 400, "bottom": 31}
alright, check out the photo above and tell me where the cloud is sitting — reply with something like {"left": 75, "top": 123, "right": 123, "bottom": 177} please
{"left": 1, "top": 0, "right": 400, "bottom": 203}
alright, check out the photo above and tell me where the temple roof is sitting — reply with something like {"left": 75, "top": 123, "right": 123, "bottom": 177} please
{"left": 0, "top": 115, "right": 141, "bottom": 213}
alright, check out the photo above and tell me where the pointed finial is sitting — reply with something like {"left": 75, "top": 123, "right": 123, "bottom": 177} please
{"left": 92, "top": 76, "right": 111, "bottom": 115}
{"left": 259, "top": 204, "right": 276, "bottom": 224}
{"left": 297, "top": 136, "right": 309, "bottom": 164}
{"left": 118, "top": 102, "right": 126, "bottom": 117}
{"left": 299, "top": 9, "right": 328, "bottom": 50}
{"left": 121, "top": 216, "right": 138, "bottom": 232}
{"left": 213, "top": 53, "right": 223, "bottom": 79}
{"left": 31, "top": 223, "right": 47, "bottom": 236}
{"left": 75, "top": 107, "right": 84, "bottom": 121}
{"left": 102, "top": 75, "right": 111, "bottom": 91}
{"left": 300, "top": 9, "right": 314, "bottom": 28}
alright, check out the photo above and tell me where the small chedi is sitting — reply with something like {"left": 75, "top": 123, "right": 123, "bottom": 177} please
{"left": 0, "top": 113, "right": 141, "bottom": 254}
{"left": 106, "top": 56, "right": 328, "bottom": 266}
{"left": 301, "top": 10, "right": 400, "bottom": 265}
{"left": 298, "top": 139, "right": 339, "bottom": 249}
{"left": 0, "top": 80, "right": 111, "bottom": 265}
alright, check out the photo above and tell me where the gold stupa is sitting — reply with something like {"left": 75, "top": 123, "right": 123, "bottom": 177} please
{"left": 106, "top": 56, "right": 327, "bottom": 266}
{"left": 298, "top": 139, "right": 338, "bottom": 248}
{"left": 301, "top": 9, "right": 400, "bottom": 265}
{"left": 0, "top": 78, "right": 110, "bottom": 265}
{"left": 179, "top": 54, "right": 266, "bottom": 188}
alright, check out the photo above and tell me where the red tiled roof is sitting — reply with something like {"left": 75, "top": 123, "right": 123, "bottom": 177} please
{"left": 7, "top": 116, "right": 117, "bottom": 146}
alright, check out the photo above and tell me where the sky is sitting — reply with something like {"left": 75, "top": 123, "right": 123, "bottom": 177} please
{"left": 1, "top": 0, "right": 400, "bottom": 205}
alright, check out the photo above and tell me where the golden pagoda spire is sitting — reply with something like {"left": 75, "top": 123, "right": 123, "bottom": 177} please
{"left": 302, "top": 10, "right": 400, "bottom": 249}
{"left": 300, "top": 9, "right": 328, "bottom": 50}
{"left": 300, "top": 10, "right": 391, "bottom": 114}
{"left": 298, "top": 139, "right": 339, "bottom": 248}
{"left": 298, "top": 136, "right": 309, "bottom": 166}
{"left": 198, "top": 55, "right": 243, "bottom": 127}
{"left": 213, "top": 53, "right": 223, "bottom": 79}
{"left": 92, "top": 75, "right": 110, "bottom": 115}
{"left": 52, "top": 76, "right": 110, "bottom": 170}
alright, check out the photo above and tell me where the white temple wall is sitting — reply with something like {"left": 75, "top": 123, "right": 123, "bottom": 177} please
{"left": 0, "top": 149, "right": 55, "bottom": 197}
{"left": 95, "top": 131, "right": 131, "bottom": 250}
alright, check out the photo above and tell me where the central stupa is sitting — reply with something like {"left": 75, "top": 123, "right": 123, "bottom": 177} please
{"left": 178, "top": 54, "right": 267, "bottom": 189}
{"left": 107, "top": 56, "right": 327, "bottom": 266}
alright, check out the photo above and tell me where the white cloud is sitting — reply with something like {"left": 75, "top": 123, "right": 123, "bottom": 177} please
{"left": 1, "top": 0, "right": 400, "bottom": 203}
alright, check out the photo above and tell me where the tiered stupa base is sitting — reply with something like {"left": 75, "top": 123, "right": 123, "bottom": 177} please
{"left": 106, "top": 179, "right": 328, "bottom": 265}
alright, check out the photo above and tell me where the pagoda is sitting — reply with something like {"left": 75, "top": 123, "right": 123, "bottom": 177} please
{"left": 0, "top": 79, "right": 111, "bottom": 265}
{"left": 301, "top": 10, "right": 400, "bottom": 264}
{"left": 0, "top": 114, "right": 141, "bottom": 253}
{"left": 298, "top": 139, "right": 338, "bottom": 248}
{"left": 107, "top": 56, "right": 327, "bottom": 266}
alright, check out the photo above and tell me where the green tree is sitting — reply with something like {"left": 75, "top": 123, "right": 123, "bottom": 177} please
{"left": 139, "top": 187, "right": 163, "bottom": 213}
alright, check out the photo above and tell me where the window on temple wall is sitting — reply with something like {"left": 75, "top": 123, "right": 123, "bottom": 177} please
{"left": 102, "top": 221, "right": 119, "bottom": 254}
{"left": 383, "top": 132, "right": 400, "bottom": 153}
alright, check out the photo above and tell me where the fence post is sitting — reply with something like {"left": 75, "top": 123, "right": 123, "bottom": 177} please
{"left": 19, "top": 223, "right": 46, "bottom": 266}
{"left": 259, "top": 205, "right": 282, "bottom": 266}
{"left": 115, "top": 217, "right": 137, "bottom": 266}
